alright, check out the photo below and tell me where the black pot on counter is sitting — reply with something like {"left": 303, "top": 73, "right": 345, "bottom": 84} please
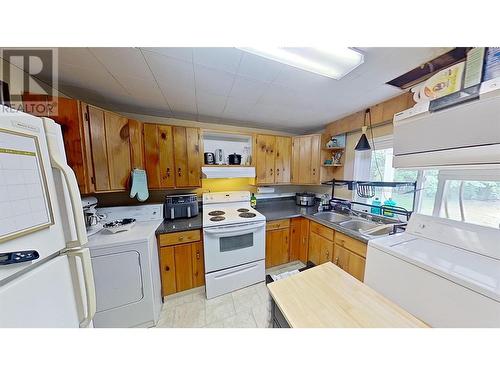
{"left": 228, "top": 153, "right": 242, "bottom": 165}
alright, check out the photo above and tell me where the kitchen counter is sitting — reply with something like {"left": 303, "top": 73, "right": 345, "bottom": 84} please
{"left": 267, "top": 262, "right": 428, "bottom": 328}
{"left": 256, "top": 198, "right": 372, "bottom": 243}
{"left": 155, "top": 215, "right": 202, "bottom": 235}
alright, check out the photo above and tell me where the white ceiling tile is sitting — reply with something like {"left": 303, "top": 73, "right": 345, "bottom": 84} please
{"left": 140, "top": 47, "right": 193, "bottom": 62}
{"left": 58, "top": 63, "right": 127, "bottom": 96}
{"left": 223, "top": 97, "right": 255, "bottom": 116}
{"left": 196, "top": 91, "right": 227, "bottom": 117}
{"left": 89, "top": 48, "right": 153, "bottom": 81}
{"left": 58, "top": 48, "right": 103, "bottom": 70}
{"left": 164, "top": 87, "right": 197, "bottom": 115}
{"left": 228, "top": 76, "right": 268, "bottom": 101}
{"left": 237, "top": 52, "right": 284, "bottom": 83}
{"left": 194, "top": 65, "right": 235, "bottom": 96}
{"left": 193, "top": 47, "right": 242, "bottom": 74}
{"left": 143, "top": 51, "right": 195, "bottom": 88}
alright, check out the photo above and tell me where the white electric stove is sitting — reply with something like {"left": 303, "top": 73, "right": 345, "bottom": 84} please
{"left": 202, "top": 191, "right": 266, "bottom": 299}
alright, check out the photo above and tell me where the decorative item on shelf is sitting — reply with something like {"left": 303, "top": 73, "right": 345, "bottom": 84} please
{"left": 242, "top": 145, "right": 251, "bottom": 166}
{"left": 326, "top": 137, "right": 339, "bottom": 149}
{"left": 355, "top": 109, "right": 372, "bottom": 151}
{"left": 324, "top": 159, "right": 333, "bottom": 165}
{"left": 332, "top": 151, "right": 343, "bottom": 165}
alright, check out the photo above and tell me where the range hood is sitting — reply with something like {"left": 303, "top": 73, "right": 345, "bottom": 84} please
{"left": 201, "top": 166, "right": 255, "bottom": 179}
{"left": 393, "top": 78, "right": 500, "bottom": 169}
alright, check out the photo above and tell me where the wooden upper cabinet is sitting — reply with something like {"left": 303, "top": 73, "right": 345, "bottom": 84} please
{"left": 256, "top": 134, "right": 276, "bottom": 184}
{"left": 173, "top": 126, "right": 201, "bottom": 188}
{"left": 256, "top": 134, "right": 291, "bottom": 185}
{"left": 85, "top": 105, "right": 133, "bottom": 191}
{"left": 144, "top": 124, "right": 175, "bottom": 188}
{"left": 291, "top": 134, "right": 321, "bottom": 185}
{"left": 275, "top": 136, "right": 291, "bottom": 184}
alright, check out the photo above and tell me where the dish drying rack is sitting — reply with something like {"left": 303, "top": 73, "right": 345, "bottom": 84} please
{"left": 322, "top": 179, "right": 418, "bottom": 220}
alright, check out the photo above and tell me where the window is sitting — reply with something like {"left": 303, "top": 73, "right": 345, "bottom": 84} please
{"left": 354, "top": 135, "right": 419, "bottom": 212}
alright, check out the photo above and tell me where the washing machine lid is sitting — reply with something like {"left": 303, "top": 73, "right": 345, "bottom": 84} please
{"left": 372, "top": 234, "right": 500, "bottom": 303}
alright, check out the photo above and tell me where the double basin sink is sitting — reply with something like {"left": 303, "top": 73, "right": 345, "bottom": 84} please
{"left": 312, "top": 211, "right": 393, "bottom": 237}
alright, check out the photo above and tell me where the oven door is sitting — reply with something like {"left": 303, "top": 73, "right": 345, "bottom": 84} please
{"left": 203, "top": 221, "right": 265, "bottom": 273}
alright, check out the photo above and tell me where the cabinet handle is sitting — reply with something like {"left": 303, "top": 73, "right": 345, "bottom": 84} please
{"left": 179, "top": 236, "right": 184, "bottom": 241}
{"left": 178, "top": 168, "right": 182, "bottom": 176}
{"left": 196, "top": 251, "right": 200, "bottom": 260}
{"left": 270, "top": 169, "right": 273, "bottom": 176}
{"left": 165, "top": 266, "right": 170, "bottom": 271}
{"left": 335, "top": 257, "right": 339, "bottom": 265}
{"left": 166, "top": 168, "right": 170, "bottom": 177}
{"left": 326, "top": 250, "right": 329, "bottom": 258}
{"left": 276, "top": 168, "right": 280, "bottom": 175}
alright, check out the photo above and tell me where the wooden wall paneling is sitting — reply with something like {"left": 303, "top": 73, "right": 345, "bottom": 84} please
{"left": 104, "top": 111, "right": 131, "bottom": 190}
{"left": 143, "top": 124, "right": 161, "bottom": 189}
{"left": 87, "top": 106, "right": 110, "bottom": 191}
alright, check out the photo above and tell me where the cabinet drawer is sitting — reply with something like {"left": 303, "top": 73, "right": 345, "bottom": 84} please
{"left": 310, "top": 221, "right": 334, "bottom": 241}
{"left": 334, "top": 232, "right": 367, "bottom": 258}
{"left": 266, "top": 219, "right": 290, "bottom": 231}
{"left": 159, "top": 230, "right": 201, "bottom": 247}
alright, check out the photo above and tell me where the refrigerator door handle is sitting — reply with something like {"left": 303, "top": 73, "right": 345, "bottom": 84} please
{"left": 68, "top": 248, "right": 96, "bottom": 328}
{"left": 44, "top": 124, "right": 88, "bottom": 247}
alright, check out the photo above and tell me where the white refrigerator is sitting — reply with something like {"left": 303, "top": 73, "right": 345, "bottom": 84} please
{"left": 0, "top": 105, "right": 96, "bottom": 328}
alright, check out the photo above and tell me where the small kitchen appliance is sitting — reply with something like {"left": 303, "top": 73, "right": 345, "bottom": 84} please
{"left": 295, "top": 192, "right": 316, "bottom": 206}
{"left": 204, "top": 152, "right": 215, "bottom": 165}
{"left": 228, "top": 153, "right": 242, "bottom": 165}
{"left": 82, "top": 196, "right": 105, "bottom": 236}
{"left": 202, "top": 191, "right": 266, "bottom": 299}
{"left": 164, "top": 193, "right": 199, "bottom": 220}
{"left": 214, "top": 149, "right": 225, "bottom": 165}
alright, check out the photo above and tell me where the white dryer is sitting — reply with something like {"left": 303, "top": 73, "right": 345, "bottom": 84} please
{"left": 365, "top": 214, "right": 500, "bottom": 327}
{"left": 87, "top": 205, "right": 163, "bottom": 328}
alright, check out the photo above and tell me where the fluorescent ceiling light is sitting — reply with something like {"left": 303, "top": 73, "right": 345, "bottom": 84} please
{"left": 238, "top": 47, "right": 364, "bottom": 79}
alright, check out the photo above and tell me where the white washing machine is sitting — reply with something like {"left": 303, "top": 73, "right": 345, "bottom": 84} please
{"left": 365, "top": 214, "right": 500, "bottom": 328}
{"left": 87, "top": 205, "right": 163, "bottom": 328}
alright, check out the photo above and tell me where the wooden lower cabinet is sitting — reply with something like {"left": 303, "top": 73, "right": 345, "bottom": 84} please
{"left": 266, "top": 219, "right": 290, "bottom": 268}
{"left": 333, "top": 244, "right": 366, "bottom": 282}
{"left": 158, "top": 231, "right": 204, "bottom": 296}
{"left": 290, "top": 217, "right": 309, "bottom": 263}
{"left": 308, "top": 231, "right": 333, "bottom": 265}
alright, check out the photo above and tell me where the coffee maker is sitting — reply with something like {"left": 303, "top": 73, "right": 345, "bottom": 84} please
{"left": 81, "top": 196, "right": 105, "bottom": 236}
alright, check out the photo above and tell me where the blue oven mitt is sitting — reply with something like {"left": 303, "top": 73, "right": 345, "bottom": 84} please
{"left": 129, "top": 169, "right": 149, "bottom": 202}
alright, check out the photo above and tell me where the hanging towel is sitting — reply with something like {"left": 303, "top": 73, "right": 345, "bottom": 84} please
{"left": 129, "top": 169, "right": 149, "bottom": 202}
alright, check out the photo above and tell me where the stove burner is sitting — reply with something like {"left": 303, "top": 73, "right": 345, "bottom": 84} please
{"left": 208, "top": 210, "right": 225, "bottom": 216}
{"left": 239, "top": 212, "right": 256, "bottom": 218}
{"left": 210, "top": 216, "right": 226, "bottom": 222}
{"left": 237, "top": 208, "right": 250, "bottom": 212}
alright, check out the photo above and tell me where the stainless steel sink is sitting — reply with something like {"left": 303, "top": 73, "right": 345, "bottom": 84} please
{"left": 313, "top": 211, "right": 351, "bottom": 223}
{"left": 339, "top": 219, "right": 378, "bottom": 231}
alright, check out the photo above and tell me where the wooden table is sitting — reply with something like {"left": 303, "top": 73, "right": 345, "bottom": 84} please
{"left": 267, "top": 262, "right": 428, "bottom": 328}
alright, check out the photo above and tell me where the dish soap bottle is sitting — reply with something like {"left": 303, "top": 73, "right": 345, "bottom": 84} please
{"left": 383, "top": 197, "right": 396, "bottom": 217}
{"left": 250, "top": 193, "right": 257, "bottom": 208}
{"left": 371, "top": 197, "right": 381, "bottom": 215}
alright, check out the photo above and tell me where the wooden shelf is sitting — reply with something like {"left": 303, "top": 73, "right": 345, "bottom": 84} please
{"left": 322, "top": 164, "right": 342, "bottom": 167}
{"left": 322, "top": 147, "right": 344, "bottom": 151}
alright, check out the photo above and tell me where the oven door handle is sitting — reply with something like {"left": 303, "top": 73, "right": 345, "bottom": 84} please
{"left": 203, "top": 221, "right": 265, "bottom": 235}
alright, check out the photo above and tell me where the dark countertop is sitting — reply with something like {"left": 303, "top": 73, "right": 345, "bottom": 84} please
{"left": 256, "top": 198, "right": 371, "bottom": 244}
{"left": 155, "top": 215, "right": 202, "bottom": 235}
{"left": 154, "top": 198, "right": 386, "bottom": 243}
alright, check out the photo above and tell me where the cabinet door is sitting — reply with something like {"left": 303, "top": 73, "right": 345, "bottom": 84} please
{"left": 104, "top": 111, "right": 131, "bottom": 190}
{"left": 291, "top": 137, "right": 300, "bottom": 184}
{"left": 173, "top": 127, "right": 201, "bottom": 188}
{"left": 174, "top": 244, "right": 194, "bottom": 292}
{"left": 289, "top": 217, "right": 301, "bottom": 261}
{"left": 265, "top": 228, "right": 290, "bottom": 268}
{"left": 159, "top": 246, "right": 177, "bottom": 296}
{"left": 128, "top": 119, "right": 144, "bottom": 170}
{"left": 299, "top": 136, "right": 312, "bottom": 184}
{"left": 256, "top": 135, "right": 276, "bottom": 184}
{"left": 346, "top": 249, "right": 366, "bottom": 282}
{"left": 191, "top": 242, "right": 205, "bottom": 288}
{"left": 333, "top": 244, "right": 350, "bottom": 272}
{"left": 87, "top": 106, "right": 110, "bottom": 191}
{"left": 308, "top": 231, "right": 321, "bottom": 265}
{"left": 310, "top": 135, "right": 321, "bottom": 184}
{"left": 144, "top": 124, "right": 175, "bottom": 188}
{"left": 319, "top": 238, "right": 333, "bottom": 265}
{"left": 275, "top": 136, "right": 291, "bottom": 184}
{"left": 298, "top": 218, "right": 310, "bottom": 264}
